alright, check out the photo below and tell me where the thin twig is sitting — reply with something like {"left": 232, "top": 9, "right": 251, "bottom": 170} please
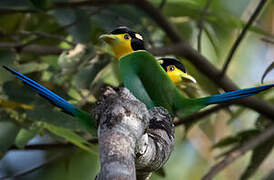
{"left": 0, "top": 42, "right": 63, "bottom": 55}
{"left": 261, "top": 37, "right": 274, "bottom": 44}
{"left": 174, "top": 104, "right": 230, "bottom": 126}
{"left": 135, "top": 0, "right": 182, "bottom": 42}
{"left": 0, "top": 9, "right": 36, "bottom": 14}
{"left": 197, "top": 0, "right": 212, "bottom": 53}
{"left": 9, "top": 0, "right": 274, "bottom": 120}
{"left": 220, "top": 0, "right": 268, "bottom": 76}
{"left": 14, "top": 8, "right": 102, "bottom": 51}
{"left": 261, "top": 61, "right": 274, "bottom": 84}
{"left": 201, "top": 124, "right": 274, "bottom": 180}
{"left": 9, "top": 138, "right": 98, "bottom": 151}
{"left": 158, "top": 0, "right": 167, "bottom": 10}
{"left": 19, "top": 31, "right": 76, "bottom": 46}
{"left": 0, "top": 153, "right": 63, "bottom": 180}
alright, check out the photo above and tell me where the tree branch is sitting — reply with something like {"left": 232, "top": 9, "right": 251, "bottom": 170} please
{"left": 53, "top": 0, "right": 129, "bottom": 9}
{"left": 201, "top": 124, "right": 274, "bottom": 180}
{"left": 92, "top": 87, "right": 174, "bottom": 180}
{"left": 261, "top": 37, "right": 274, "bottom": 44}
{"left": 0, "top": 9, "right": 36, "bottom": 14}
{"left": 19, "top": 31, "right": 76, "bottom": 46}
{"left": 158, "top": 0, "right": 167, "bottom": 10}
{"left": 0, "top": 42, "right": 63, "bottom": 55}
{"left": 1, "top": 0, "right": 273, "bottom": 123}
{"left": 8, "top": 139, "right": 98, "bottom": 151}
{"left": 220, "top": 0, "right": 268, "bottom": 76}
{"left": 174, "top": 104, "right": 230, "bottom": 126}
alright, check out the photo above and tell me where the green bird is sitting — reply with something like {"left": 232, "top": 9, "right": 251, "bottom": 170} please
{"left": 157, "top": 57, "right": 196, "bottom": 84}
{"left": 3, "top": 26, "right": 274, "bottom": 126}
{"left": 99, "top": 26, "right": 274, "bottom": 116}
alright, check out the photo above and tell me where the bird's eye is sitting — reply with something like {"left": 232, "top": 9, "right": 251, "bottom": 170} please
{"left": 168, "top": 65, "right": 175, "bottom": 71}
{"left": 124, "top": 34, "right": 130, "bottom": 40}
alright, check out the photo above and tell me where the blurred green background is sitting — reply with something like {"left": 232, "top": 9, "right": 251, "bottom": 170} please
{"left": 0, "top": 0, "right": 274, "bottom": 179}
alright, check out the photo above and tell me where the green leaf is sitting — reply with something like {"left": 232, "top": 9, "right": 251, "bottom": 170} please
{"left": 15, "top": 127, "right": 41, "bottom": 148}
{"left": 0, "top": 50, "right": 15, "bottom": 83}
{"left": 213, "top": 129, "right": 260, "bottom": 149}
{"left": 73, "top": 54, "right": 110, "bottom": 89}
{"left": 263, "top": 170, "right": 274, "bottom": 180}
{"left": 0, "top": 98, "right": 34, "bottom": 110}
{"left": 214, "top": 129, "right": 261, "bottom": 159}
{"left": 155, "top": 167, "right": 166, "bottom": 177}
{"left": 54, "top": 9, "right": 92, "bottom": 43}
{"left": 239, "top": 117, "right": 274, "bottom": 179}
{"left": 161, "top": 1, "right": 203, "bottom": 18}
{"left": 180, "top": 58, "right": 220, "bottom": 95}
{"left": 28, "top": 0, "right": 49, "bottom": 11}
{"left": 109, "top": 5, "right": 147, "bottom": 26}
{"left": 203, "top": 24, "right": 220, "bottom": 57}
{"left": 240, "top": 139, "right": 274, "bottom": 180}
{"left": 32, "top": 151, "right": 98, "bottom": 180}
{"left": 58, "top": 44, "right": 88, "bottom": 71}
{"left": 0, "top": 14, "right": 24, "bottom": 34}
{"left": 0, "top": 0, "right": 30, "bottom": 9}
{"left": 67, "top": 151, "right": 99, "bottom": 180}
{"left": 17, "top": 62, "right": 49, "bottom": 74}
{"left": 212, "top": 136, "right": 239, "bottom": 149}
{"left": 43, "top": 123, "right": 97, "bottom": 154}
{"left": 0, "top": 121, "right": 20, "bottom": 152}
{"left": 26, "top": 105, "right": 84, "bottom": 131}
{"left": 91, "top": 6, "right": 146, "bottom": 32}
{"left": 3, "top": 80, "right": 37, "bottom": 104}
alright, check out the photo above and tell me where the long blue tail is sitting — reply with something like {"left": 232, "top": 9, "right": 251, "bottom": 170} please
{"left": 201, "top": 84, "right": 274, "bottom": 105}
{"left": 3, "top": 66, "right": 78, "bottom": 116}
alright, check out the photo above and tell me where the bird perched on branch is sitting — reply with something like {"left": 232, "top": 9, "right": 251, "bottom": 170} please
{"left": 99, "top": 26, "right": 274, "bottom": 116}
{"left": 3, "top": 26, "right": 274, "bottom": 128}
{"left": 100, "top": 26, "right": 196, "bottom": 85}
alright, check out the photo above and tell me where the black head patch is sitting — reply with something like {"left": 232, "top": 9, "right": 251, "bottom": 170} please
{"left": 110, "top": 26, "right": 145, "bottom": 51}
{"left": 159, "top": 58, "right": 186, "bottom": 73}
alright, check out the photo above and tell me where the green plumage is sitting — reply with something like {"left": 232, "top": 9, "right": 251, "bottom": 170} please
{"left": 119, "top": 50, "right": 197, "bottom": 116}
{"left": 4, "top": 50, "right": 273, "bottom": 130}
{"left": 119, "top": 50, "right": 274, "bottom": 117}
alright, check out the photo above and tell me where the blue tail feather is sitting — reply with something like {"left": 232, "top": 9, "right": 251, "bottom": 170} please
{"left": 203, "top": 84, "right": 274, "bottom": 105}
{"left": 3, "top": 66, "right": 77, "bottom": 116}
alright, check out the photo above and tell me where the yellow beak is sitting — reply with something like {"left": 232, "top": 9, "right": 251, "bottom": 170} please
{"left": 99, "top": 34, "right": 118, "bottom": 44}
{"left": 180, "top": 73, "right": 196, "bottom": 83}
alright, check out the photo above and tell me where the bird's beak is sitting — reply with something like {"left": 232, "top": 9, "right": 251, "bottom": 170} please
{"left": 180, "top": 73, "right": 197, "bottom": 83}
{"left": 99, "top": 34, "right": 117, "bottom": 44}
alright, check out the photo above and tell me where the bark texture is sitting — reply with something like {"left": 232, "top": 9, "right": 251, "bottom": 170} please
{"left": 92, "top": 87, "right": 174, "bottom": 180}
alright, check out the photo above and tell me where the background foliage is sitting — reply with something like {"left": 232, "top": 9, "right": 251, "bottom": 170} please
{"left": 0, "top": 0, "right": 274, "bottom": 179}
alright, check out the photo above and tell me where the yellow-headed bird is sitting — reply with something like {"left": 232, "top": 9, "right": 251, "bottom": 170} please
{"left": 3, "top": 26, "right": 273, "bottom": 124}
{"left": 158, "top": 58, "right": 196, "bottom": 84}
{"left": 100, "top": 26, "right": 196, "bottom": 85}
{"left": 99, "top": 26, "right": 274, "bottom": 115}
{"left": 99, "top": 26, "right": 145, "bottom": 60}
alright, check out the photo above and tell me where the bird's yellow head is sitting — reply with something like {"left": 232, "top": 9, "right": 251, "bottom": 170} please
{"left": 99, "top": 26, "right": 145, "bottom": 60}
{"left": 158, "top": 58, "right": 196, "bottom": 84}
